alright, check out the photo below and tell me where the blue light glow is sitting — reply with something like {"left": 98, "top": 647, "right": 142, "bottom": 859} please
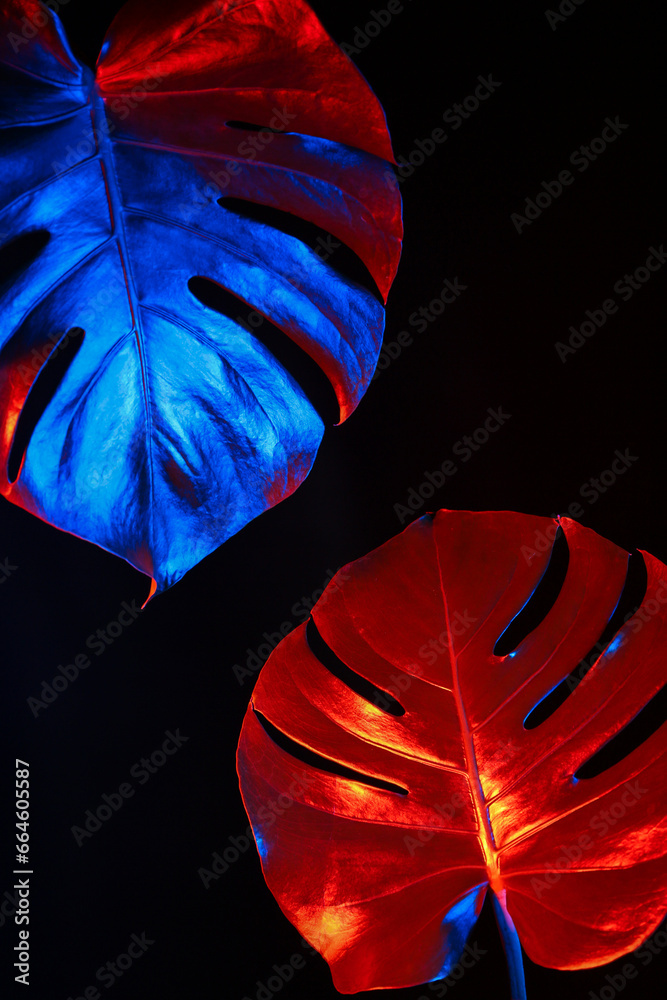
{"left": 254, "top": 831, "right": 269, "bottom": 861}
{"left": 0, "top": 3, "right": 401, "bottom": 595}
{"left": 430, "top": 885, "right": 485, "bottom": 982}
{"left": 605, "top": 635, "right": 624, "bottom": 656}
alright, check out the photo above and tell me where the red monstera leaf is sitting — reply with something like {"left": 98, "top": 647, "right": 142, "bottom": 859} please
{"left": 237, "top": 510, "right": 667, "bottom": 995}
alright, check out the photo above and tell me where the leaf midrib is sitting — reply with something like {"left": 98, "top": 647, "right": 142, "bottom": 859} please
{"left": 434, "top": 532, "right": 501, "bottom": 890}
{"left": 91, "top": 87, "right": 155, "bottom": 556}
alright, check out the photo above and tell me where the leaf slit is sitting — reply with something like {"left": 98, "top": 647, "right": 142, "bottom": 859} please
{"left": 574, "top": 682, "right": 667, "bottom": 780}
{"left": 306, "top": 617, "right": 405, "bottom": 716}
{"left": 219, "top": 196, "right": 382, "bottom": 300}
{"left": 524, "top": 551, "right": 645, "bottom": 729}
{"left": 0, "top": 229, "right": 50, "bottom": 291}
{"left": 225, "top": 120, "right": 290, "bottom": 133}
{"left": 187, "top": 275, "right": 339, "bottom": 424}
{"left": 7, "top": 327, "right": 85, "bottom": 483}
{"left": 494, "top": 526, "right": 570, "bottom": 657}
{"left": 253, "top": 709, "right": 408, "bottom": 795}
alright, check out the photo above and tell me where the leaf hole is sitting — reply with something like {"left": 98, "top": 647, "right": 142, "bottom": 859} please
{"left": 219, "top": 197, "right": 382, "bottom": 301}
{"left": 7, "top": 327, "right": 85, "bottom": 484}
{"left": 187, "top": 275, "right": 340, "bottom": 424}
{"left": 574, "top": 682, "right": 667, "bottom": 780}
{"left": 524, "top": 550, "right": 646, "bottom": 729}
{"left": 306, "top": 617, "right": 405, "bottom": 716}
{"left": 494, "top": 526, "right": 570, "bottom": 657}
{"left": 253, "top": 709, "right": 408, "bottom": 795}
{"left": 0, "top": 229, "right": 50, "bottom": 291}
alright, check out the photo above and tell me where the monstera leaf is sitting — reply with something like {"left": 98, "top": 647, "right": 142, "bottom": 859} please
{"left": 0, "top": 0, "right": 401, "bottom": 597}
{"left": 237, "top": 510, "right": 667, "bottom": 995}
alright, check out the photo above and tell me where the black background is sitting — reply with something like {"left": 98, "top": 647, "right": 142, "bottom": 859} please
{"left": 1, "top": 1, "right": 666, "bottom": 998}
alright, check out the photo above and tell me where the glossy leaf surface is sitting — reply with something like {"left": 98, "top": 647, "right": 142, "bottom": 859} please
{"left": 237, "top": 510, "right": 667, "bottom": 993}
{"left": 0, "top": 0, "right": 401, "bottom": 595}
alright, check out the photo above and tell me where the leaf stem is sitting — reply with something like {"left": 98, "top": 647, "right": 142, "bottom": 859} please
{"left": 491, "top": 889, "right": 527, "bottom": 1000}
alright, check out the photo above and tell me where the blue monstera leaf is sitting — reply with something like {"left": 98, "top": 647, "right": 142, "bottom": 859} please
{"left": 0, "top": 0, "right": 402, "bottom": 597}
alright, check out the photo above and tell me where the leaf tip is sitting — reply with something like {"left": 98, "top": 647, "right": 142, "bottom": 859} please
{"left": 141, "top": 577, "right": 158, "bottom": 609}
